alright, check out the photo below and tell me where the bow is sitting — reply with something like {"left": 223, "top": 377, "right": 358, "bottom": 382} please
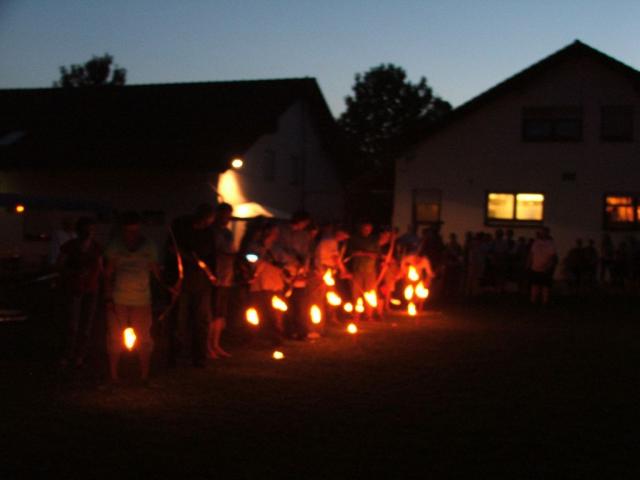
{"left": 157, "top": 226, "right": 184, "bottom": 325}
{"left": 375, "top": 230, "right": 396, "bottom": 288}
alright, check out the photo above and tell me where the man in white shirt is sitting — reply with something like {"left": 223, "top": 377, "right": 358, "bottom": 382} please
{"left": 528, "top": 228, "right": 558, "bottom": 306}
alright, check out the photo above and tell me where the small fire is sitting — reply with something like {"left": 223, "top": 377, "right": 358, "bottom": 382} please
{"left": 271, "top": 295, "right": 288, "bottom": 312}
{"left": 347, "top": 323, "right": 358, "bottom": 334}
{"left": 123, "top": 327, "right": 137, "bottom": 351}
{"left": 408, "top": 265, "right": 420, "bottom": 282}
{"left": 407, "top": 302, "right": 417, "bottom": 316}
{"left": 310, "top": 304, "right": 322, "bottom": 324}
{"left": 416, "top": 282, "right": 429, "bottom": 299}
{"left": 197, "top": 260, "right": 207, "bottom": 269}
{"left": 246, "top": 307, "right": 260, "bottom": 326}
{"left": 272, "top": 350, "right": 285, "bottom": 360}
{"left": 363, "top": 290, "right": 378, "bottom": 308}
{"left": 355, "top": 298, "right": 365, "bottom": 314}
{"left": 343, "top": 302, "right": 354, "bottom": 313}
{"left": 326, "top": 291, "right": 342, "bottom": 306}
{"left": 390, "top": 298, "right": 402, "bottom": 306}
{"left": 14, "top": 204, "right": 26, "bottom": 214}
{"left": 323, "top": 269, "right": 336, "bottom": 287}
{"left": 404, "top": 284, "right": 415, "bottom": 301}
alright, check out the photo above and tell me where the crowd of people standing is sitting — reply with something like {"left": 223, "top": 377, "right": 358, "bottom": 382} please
{"left": 52, "top": 204, "right": 638, "bottom": 386}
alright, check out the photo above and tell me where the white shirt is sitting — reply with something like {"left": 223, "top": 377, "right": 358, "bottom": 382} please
{"left": 530, "top": 238, "right": 557, "bottom": 272}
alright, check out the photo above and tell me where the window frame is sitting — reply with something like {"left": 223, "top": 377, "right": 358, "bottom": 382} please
{"left": 603, "top": 192, "right": 639, "bottom": 231}
{"left": 484, "top": 191, "right": 545, "bottom": 227}
{"left": 522, "top": 106, "right": 583, "bottom": 142}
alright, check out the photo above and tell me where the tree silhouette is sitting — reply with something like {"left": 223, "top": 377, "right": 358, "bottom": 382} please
{"left": 338, "top": 64, "right": 451, "bottom": 160}
{"left": 53, "top": 54, "right": 126, "bottom": 87}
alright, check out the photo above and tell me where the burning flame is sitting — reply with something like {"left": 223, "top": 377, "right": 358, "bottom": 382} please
{"left": 123, "top": 327, "right": 137, "bottom": 351}
{"left": 326, "top": 291, "right": 342, "bottom": 306}
{"left": 272, "top": 350, "right": 284, "bottom": 360}
{"left": 408, "top": 265, "right": 420, "bottom": 282}
{"left": 347, "top": 323, "right": 358, "bottom": 334}
{"left": 363, "top": 290, "right": 378, "bottom": 308}
{"left": 390, "top": 298, "right": 402, "bottom": 306}
{"left": 404, "top": 284, "right": 415, "bottom": 301}
{"left": 246, "top": 307, "right": 260, "bottom": 326}
{"left": 323, "top": 269, "right": 336, "bottom": 287}
{"left": 15, "top": 204, "right": 25, "bottom": 214}
{"left": 407, "top": 302, "right": 417, "bottom": 316}
{"left": 271, "top": 295, "right": 288, "bottom": 312}
{"left": 355, "top": 298, "right": 365, "bottom": 314}
{"left": 310, "top": 305, "right": 322, "bottom": 324}
{"left": 416, "top": 282, "right": 429, "bottom": 299}
{"left": 343, "top": 302, "right": 354, "bottom": 313}
{"left": 197, "top": 260, "right": 207, "bottom": 269}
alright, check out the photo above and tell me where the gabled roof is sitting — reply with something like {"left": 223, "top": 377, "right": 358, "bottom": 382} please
{"left": 402, "top": 40, "right": 640, "bottom": 150}
{"left": 0, "top": 78, "right": 338, "bottom": 171}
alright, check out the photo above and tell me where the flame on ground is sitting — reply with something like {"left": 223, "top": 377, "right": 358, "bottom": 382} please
{"left": 310, "top": 304, "right": 322, "bottom": 324}
{"left": 123, "top": 327, "right": 137, "bottom": 351}
{"left": 416, "top": 282, "right": 429, "bottom": 299}
{"left": 272, "top": 350, "right": 285, "bottom": 360}
{"left": 404, "top": 284, "right": 415, "bottom": 301}
{"left": 408, "top": 302, "right": 417, "bottom": 316}
{"left": 408, "top": 266, "right": 420, "bottom": 282}
{"left": 326, "top": 291, "right": 342, "bottom": 306}
{"left": 246, "top": 307, "right": 260, "bottom": 326}
{"left": 323, "top": 269, "right": 336, "bottom": 287}
{"left": 347, "top": 323, "right": 358, "bottom": 334}
{"left": 271, "top": 295, "right": 288, "bottom": 312}
{"left": 364, "top": 290, "right": 378, "bottom": 308}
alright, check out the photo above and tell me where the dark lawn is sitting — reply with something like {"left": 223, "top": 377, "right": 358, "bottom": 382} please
{"left": 1, "top": 296, "right": 639, "bottom": 478}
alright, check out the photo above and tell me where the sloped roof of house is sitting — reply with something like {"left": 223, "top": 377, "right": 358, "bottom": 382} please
{"left": 401, "top": 40, "right": 640, "bottom": 150}
{"left": 0, "top": 78, "right": 339, "bottom": 171}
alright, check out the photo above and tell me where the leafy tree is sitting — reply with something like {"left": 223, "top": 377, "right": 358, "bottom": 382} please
{"left": 53, "top": 54, "right": 126, "bottom": 87}
{"left": 338, "top": 64, "right": 451, "bottom": 160}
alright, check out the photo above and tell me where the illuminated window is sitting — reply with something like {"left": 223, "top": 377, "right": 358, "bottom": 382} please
{"left": 522, "top": 106, "right": 582, "bottom": 141}
{"left": 604, "top": 195, "right": 639, "bottom": 229}
{"left": 486, "top": 192, "right": 544, "bottom": 224}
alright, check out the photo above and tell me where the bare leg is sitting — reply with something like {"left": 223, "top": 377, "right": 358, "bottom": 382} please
{"left": 211, "top": 318, "right": 230, "bottom": 357}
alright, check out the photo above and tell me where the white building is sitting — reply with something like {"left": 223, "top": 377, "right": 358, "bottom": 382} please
{"left": 0, "top": 78, "right": 345, "bottom": 269}
{"left": 393, "top": 40, "right": 640, "bottom": 261}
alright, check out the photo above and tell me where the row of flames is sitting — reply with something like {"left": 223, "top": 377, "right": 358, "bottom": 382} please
{"left": 120, "top": 266, "right": 428, "bottom": 354}
{"left": 402, "top": 266, "right": 429, "bottom": 316}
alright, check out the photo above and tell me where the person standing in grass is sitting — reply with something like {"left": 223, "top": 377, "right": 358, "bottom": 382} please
{"left": 209, "top": 202, "right": 234, "bottom": 358}
{"left": 104, "top": 212, "right": 166, "bottom": 385}
{"left": 528, "top": 227, "right": 558, "bottom": 306}
{"left": 57, "top": 217, "right": 103, "bottom": 367}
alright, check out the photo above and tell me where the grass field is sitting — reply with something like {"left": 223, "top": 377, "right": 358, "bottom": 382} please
{"left": 1, "top": 295, "right": 639, "bottom": 478}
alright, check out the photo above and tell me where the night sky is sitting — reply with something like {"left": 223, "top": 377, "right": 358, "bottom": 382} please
{"left": 0, "top": 0, "right": 638, "bottom": 115}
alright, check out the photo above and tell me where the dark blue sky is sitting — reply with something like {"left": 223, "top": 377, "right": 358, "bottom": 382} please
{"left": 1, "top": 0, "right": 638, "bottom": 116}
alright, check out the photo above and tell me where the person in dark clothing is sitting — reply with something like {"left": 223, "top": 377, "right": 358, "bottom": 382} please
{"left": 57, "top": 217, "right": 103, "bottom": 367}
{"left": 170, "top": 204, "right": 217, "bottom": 368}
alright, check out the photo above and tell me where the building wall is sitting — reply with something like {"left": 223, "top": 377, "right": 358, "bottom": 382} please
{"left": 394, "top": 54, "right": 640, "bottom": 261}
{"left": 228, "top": 100, "right": 344, "bottom": 221}
{"left": 0, "top": 168, "right": 217, "bottom": 267}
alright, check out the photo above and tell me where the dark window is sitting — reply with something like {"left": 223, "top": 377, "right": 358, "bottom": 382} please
{"left": 485, "top": 192, "right": 545, "bottom": 226}
{"left": 522, "top": 106, "right": 582, "bottom": 142}
{"left": 601, "top": 106, "right": 634, "bottom": 142}
{"left": 263, "top": 149, "right": 276, "bottom": 182}
{"left": 603, "top": 194, "right": 639, "bottom": 230}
